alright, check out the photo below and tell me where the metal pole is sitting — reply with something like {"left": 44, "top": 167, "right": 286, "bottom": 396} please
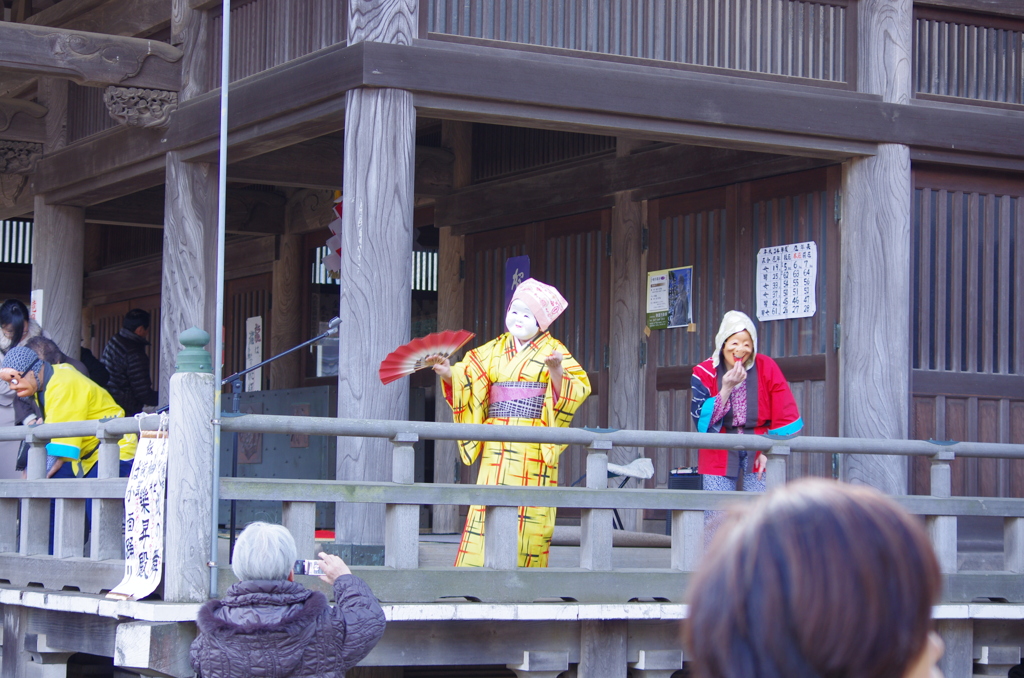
{"left": 210, "top": 0, "right": 231, "bottom": 599}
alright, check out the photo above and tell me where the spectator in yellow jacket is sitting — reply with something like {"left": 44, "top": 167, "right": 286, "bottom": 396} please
{"left": 0, "top": 345, "right": 136, "bottom": 479}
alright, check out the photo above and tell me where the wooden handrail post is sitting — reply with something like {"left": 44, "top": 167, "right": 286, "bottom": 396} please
{"left": 385, "top": 432, "right": 419, "bottom": 569}
{"left": 928, "top": 450, "right": 957, "bottom": 574}
{"left": 484, "top": 505, "right": 519, "bottom": 570}
{"left": 89, "top": 425, "right": 123, "bottom": 560}
{"left": 164, "top": 328, "right": 216, "bottom": 602}
{"left": 581, "top": 440, "right": 613, "bottom": 570}
{"left": 282, "top": 502, "right": 317, "bottom": 560}
{"left": 20, "top": 435, "right": 49, "bottom": 555}
{"left": 670, "top": 510, "right": 704, "bottom": 572}
{"left": 765, "top": 445, "right": 789, "bottom": 490}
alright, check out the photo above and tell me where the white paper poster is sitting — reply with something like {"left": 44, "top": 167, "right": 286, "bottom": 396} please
{"left": 29, "top": 288, "right": 43, "bottom": 325}
{"left": 108, "top": 432, "right": 168, "bottom": 601}
{"left": 245, "top": 316, "right": 263, "bottom": 392}
{"left": 756, "top": 241, "right": 818, "bottom": 321}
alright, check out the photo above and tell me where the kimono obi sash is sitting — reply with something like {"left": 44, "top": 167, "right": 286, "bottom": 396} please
{"left": 488, "top": 381, "right": 546, "bottom": 419}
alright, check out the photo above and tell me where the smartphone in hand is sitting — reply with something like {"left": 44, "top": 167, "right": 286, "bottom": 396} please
{"left": 293, "top": 559, "right": 323, "bottom": 576}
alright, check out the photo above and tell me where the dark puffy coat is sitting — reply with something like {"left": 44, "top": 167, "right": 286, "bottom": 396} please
{"left": 189, "top": 576, "right": 386, "bottom": 678}
{"left": 100, "top": 328, "right": 157, "bottom": 416}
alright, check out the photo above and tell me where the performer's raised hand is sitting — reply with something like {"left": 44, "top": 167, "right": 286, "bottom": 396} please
{"left": 544, "top": 351, "right": 563, "bottom": 370}
{"left": 545, "top": 351, "right": 564, "bottom": 401}
{"left": 722, "top": 360, "right": 747, "bottom": 390}
{"left": 427, "top": 355, "right": 452, "bottom": 382}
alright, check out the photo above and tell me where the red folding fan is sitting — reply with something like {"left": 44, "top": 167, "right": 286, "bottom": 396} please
{"left": 378, "top": 329, "right": 476, "bottom": 385}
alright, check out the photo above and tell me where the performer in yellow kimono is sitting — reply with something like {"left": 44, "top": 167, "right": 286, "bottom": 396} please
{"left": 433, "top": 279, "right": 591, "bottom": 567}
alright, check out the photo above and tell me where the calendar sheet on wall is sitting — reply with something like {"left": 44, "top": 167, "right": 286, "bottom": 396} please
{"left": 756, "top": 241, "right": 817, "bottom": 321}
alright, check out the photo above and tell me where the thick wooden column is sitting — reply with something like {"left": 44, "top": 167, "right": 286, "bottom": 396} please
{"left": 432, "top": 120, "right": 470, "bottom": 534}
{"left": 270, "top": 231, "right": 303, "bottom": 389}
{"left": 840, "top": 0, "right": 913, "bottom": 494}
{"left": 31, "top": 78, "right": 84, "bottom": 356}
{"left": 608, "top": 138, "right": 646, "bottom": 532}
{"left": 335, "top": 0, "right": 418, "bottom": 549}
{"left": 159, "top": 0, "right": 216, "bottom": 402}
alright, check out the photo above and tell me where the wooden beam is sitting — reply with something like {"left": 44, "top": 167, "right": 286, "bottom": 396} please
{"left": 85, "top": 186, "right": 286, "bottom": 234}
{"left": 0, "top": 22, "right": 182, "bottom": 90}
{"left": 166, "top": 42, "right": 365, "bottom": 163}
{"left": 33, "top": 126, "right": 166, "bottom": 205}
{"left": 23, "top": 0, "right": 171, "bottom": 41}
{"left": 227, "top": 139, "right": 452, "bottom": 195}
{"left": 84, "top": 188, "right": 164, "bottom": 227}
{"left": 915, "top": 0, "right": 1024, "bottom": 19}
{"left": 31, "top": 38, "right": 1024, "bottom": 208}
{"left": 437, "top": 145, "right": 782, "bottom": 230}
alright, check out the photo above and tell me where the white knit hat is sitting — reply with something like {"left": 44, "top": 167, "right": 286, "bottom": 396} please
{"left": 711, "top": 310, "right": 758, "bottom": 369}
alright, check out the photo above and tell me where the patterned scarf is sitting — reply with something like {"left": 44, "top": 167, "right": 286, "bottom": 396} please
{"left": 1, "top": 345, "right": 44, "bottom": 382}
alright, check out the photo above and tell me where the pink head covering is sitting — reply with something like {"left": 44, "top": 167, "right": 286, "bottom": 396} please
{"left": 509, "top": 278, "right": 568, "bottom": 332}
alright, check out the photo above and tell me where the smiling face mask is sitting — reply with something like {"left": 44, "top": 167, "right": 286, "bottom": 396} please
{"left": 505, "top": 299, "right": 540, "bottom": 342}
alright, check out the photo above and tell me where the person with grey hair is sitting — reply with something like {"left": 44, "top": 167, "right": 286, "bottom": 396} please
{"left": 190, "top": 522, "right": 386, "bottom": 678}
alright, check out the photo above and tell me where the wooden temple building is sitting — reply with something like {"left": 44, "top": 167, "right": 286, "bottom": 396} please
{"left": 1, "top": 0, "right": 1024, "bottom": 676}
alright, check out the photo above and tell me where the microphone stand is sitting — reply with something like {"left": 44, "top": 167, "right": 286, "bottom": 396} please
{"left": 159, "top": 317, "right": 341, "bottom": 558}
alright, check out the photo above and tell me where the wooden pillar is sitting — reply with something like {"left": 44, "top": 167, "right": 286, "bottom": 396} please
{"left": 270, "top": 231, "right": 304, "bottom": 389}
{"left": 936, "top": 619, "right": 973, "bottom": 678}
{"left": 159, "top": 0, "right": 216, "bottom": 404}
{"left": 579, "top": 620, "right": 627, "bottom": 678}
{"left": 432, "top": 120, "right": 470, "bottom": 534}
{"left": 1, "top": 605, "right": 30, "bottom": 678}
{"left": 32, "top": 78, "right": 84, "bottom": 357}
{"left": 335, "top": 0, "right": 418, "bottom": 549}
{"left": 164, "top": 329, "right": 216, "bottom": 602}
{"left": 840, "top": 0, "right": 913, "bottom": 495}
{"left": 608, "top": 137, "right": 646, "bottom": 532}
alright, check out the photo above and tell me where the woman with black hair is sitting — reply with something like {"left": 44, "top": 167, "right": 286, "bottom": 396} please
{"left": 0, "top": 299, "right": 47, "bottom": 479}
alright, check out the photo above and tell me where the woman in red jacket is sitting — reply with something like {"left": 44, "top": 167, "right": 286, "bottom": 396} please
{"left": 689, "top": 310, "right": 802, "bottom": 497}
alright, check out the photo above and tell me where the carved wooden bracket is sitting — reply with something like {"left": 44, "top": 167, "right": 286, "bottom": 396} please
{"left": 0, "top": 174, "right": 29, "bottom": 211}
{"left": 0, "top": 22, "right": 183, "bottom": 90}
{"left": 0, "top": 140, "right": 43, "bottom": 174}
{"left": 104, "top": 86, "right": 178, "bottom": 128}
{"left": 0, "top": 99, "right": 47, "bottom": 135}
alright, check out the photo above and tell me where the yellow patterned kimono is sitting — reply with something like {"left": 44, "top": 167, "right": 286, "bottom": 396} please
{"left": 442, "top": 331, "right": 591, "bottom": 567}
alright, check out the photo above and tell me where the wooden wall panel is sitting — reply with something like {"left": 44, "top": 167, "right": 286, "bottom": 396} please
{"left": 427, "top": 0, "right": 850, "bottom": 84}
{"left": 915, "top": 7, "right": 1024, "bottom": 105}
{"left": 911, "top": 169, "right": 1024, "bottom": 498}
{"left": 912, "top": 176, "right": 1022, "bottom": 375}
{"left": 67, "top": 83, "right": 116, "bottom": 144}
{"left": 209, "top": 0, "right": 347, "bottom": 84}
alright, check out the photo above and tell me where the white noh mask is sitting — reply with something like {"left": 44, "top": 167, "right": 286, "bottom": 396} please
{"left": 506, "top": 299, "right": 540, "bottom": 341}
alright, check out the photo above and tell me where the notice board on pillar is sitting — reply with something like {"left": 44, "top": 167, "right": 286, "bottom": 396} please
{"left": 755, "top": 241, "right": 818, "bottom": 321}
{"left": 108, "top": 430, "right": 169, "bottom": 600}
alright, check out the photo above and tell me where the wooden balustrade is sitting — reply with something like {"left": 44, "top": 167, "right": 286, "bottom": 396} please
{"left": 3, "top": 415, "right": 1024, "bottom": 602}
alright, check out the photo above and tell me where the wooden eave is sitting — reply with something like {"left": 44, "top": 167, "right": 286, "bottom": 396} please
{"left": 29, "top": 38, "right": 1024, "bottom": 207}
{"left": 0, "top": 22, "right": 182, "bottom": 90}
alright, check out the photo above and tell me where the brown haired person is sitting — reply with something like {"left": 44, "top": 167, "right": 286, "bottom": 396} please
{"left": 685, "top": 478, "right": 945, "bottom": 678}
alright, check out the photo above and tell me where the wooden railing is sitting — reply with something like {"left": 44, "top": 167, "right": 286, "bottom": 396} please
{"left": 3, "top": 406, "right": 1024, "bottom": 604}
